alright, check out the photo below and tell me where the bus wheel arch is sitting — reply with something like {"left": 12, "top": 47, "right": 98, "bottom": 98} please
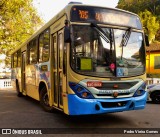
{"left": 39, "top": 82, "right": 54, "bottom": 112}
{"left": 16, "top": 79, "right": 23, "bottom": 97}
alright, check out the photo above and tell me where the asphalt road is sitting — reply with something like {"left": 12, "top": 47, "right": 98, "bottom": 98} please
{"left": 0, "top": 89, "right": 160, "bottom": 137}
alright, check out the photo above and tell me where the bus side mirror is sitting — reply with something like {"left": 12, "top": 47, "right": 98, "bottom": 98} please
{"left": 64, "top": 26, "right": 71, "bottom": 43}
{"left": 145, "top": 34, "right": 149, "bottom": 46}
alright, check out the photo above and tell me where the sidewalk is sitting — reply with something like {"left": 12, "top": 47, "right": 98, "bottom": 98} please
{"left": 0, "top": 88, "right": 15, "bottom": 92}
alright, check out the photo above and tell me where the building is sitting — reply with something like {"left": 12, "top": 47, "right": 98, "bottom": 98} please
{"left": 146, "top": 43, "right": 160, "bottom": 75}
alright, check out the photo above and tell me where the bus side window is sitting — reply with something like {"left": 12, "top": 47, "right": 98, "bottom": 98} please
{"left": 13, "top": 52, "right": 17, "bottom": 68}
{"left": 43, "top": 30, "right": 50, "bottom": 62}
{"left": 39, "top": 29, "right": 50, "bottom": 62}
{"left": 17, "top": 50, "right": 21, "bottom": 67}
{"left": 39, "top": 33, "right": 44, "bottom": 62}
{"left": 28, "top": 39, "right": 37, "bottom": 64}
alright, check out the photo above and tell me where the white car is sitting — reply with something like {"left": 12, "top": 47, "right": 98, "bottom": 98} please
{"left": 147, "top": 84, "right": 160, "bottom": 104}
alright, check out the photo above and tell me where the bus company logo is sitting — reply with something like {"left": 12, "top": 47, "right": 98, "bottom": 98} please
{"left": 2, "top": 129, "right": 11, "bottom": 134}
{"left": 113, "top": 91, "right": 118, "bottom": 98}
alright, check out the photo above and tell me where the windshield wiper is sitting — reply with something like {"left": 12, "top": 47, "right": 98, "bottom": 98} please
{"left": 91, "top": 23, "right": 111, "bottom": 43}
{"left": 120, "top": 27, "right": 132, "bottom": 47}
{"left": 120, "top": 27, "right": 132, "bottom": 59}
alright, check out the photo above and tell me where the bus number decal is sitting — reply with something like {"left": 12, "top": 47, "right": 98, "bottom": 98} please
{"left": 79, "top": 10, "right": 89, "bottom": 19}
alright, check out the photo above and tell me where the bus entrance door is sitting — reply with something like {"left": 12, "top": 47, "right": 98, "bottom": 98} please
{"left": 51, "top": 30, "right": 66, "bottom": 109}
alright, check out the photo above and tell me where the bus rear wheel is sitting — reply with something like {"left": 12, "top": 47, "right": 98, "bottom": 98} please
{"left": 40, "top": 87, "right": 54, "bottom": 112}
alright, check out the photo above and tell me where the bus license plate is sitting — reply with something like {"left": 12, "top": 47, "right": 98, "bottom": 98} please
{"left": 87, "top": 81, "right": 102, "bottom": 87}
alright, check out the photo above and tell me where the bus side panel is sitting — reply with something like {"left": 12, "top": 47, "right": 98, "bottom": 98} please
{"left": 11, "top": 67, "right": 21, "bottom": 91}
{"left": 26, "top": 64, "right": 39, "bottom": 100}
{"left": 38, "top": 62, "right": 50, "bottom": 87}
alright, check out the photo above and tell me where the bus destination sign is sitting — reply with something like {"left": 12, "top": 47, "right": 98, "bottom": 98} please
{"left": 71, "top": 6, "right": 142, "bottom": 29}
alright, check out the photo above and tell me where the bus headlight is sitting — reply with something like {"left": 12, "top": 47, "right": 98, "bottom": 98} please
{"left": 69, "top": 82, "right": 94, "bottom": 99}
{"left": 133, "top": 82, "right": 146, "bottom": 97}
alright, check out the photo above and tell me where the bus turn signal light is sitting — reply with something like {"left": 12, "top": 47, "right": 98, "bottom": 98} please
{"left": 69, "top": 82, "right": 94, "bottom": 99}
{"left": 82, "top": 92, "right": 88, "bottom": 98}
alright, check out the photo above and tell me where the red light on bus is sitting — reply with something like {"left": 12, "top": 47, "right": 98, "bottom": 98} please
{"left": 82, "top": 92, "right": 88, "bottom": 98}
{"left": 113, "top": 92, "right": 118, "bottom": 98}
{"left": 113, "top": 84, "right": 118, "bottom": 88}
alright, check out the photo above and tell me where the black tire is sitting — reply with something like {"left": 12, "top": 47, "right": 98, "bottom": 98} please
{"left": 40, "top": 87, "right": 54, "bottom": 112}
{"left": 16, "top": 81, "right": 23, "bottom": 97}
{"left": 152, "top": 92, "right": 160, "bottom": 104}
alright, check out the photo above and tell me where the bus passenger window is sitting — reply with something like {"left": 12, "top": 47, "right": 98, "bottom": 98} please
{"left": 28, "top": 39, "right": 37, "bottom": 64}
{"left": 39, "top": 34, "right": 43, "bottom": 62}
{"left": 17, "top": 50, "right": 21, "bottom": 67}
{"left": 13, "top": 53, "right": 17, "bottom": 68}
{"left": 43, "top": 30, "right": 49, "bottom": 61}
{"left": 39, "top": 29, "right": 50, "bottom": 62}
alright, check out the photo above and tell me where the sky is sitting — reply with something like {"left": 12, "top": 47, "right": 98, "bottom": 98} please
{"left": 33, "top": 0, "right": 119, "bottom": 22}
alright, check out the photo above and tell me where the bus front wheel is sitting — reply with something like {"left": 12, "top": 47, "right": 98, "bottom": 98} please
{"left": 40, "top": 87, "right": 54, "bottom": 112}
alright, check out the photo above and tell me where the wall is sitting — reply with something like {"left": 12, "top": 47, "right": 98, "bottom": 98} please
{"left": 146, "top": 51, "right": 160, "bottom": 74}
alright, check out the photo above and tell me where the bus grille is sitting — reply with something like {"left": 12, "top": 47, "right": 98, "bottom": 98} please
{"left": 96, "top": 81, "right": 138, "bottom": 90}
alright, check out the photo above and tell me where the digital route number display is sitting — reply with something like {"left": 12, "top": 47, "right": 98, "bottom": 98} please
{"left": 71, "top": 6, "right": 142, "bottom": 29}
{"left": 78, "top": 9, "right": 105, "bottom": 22}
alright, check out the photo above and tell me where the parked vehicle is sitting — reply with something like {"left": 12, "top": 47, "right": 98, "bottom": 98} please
{"left": 147, "top": 84, "right": 160, "bottom": 104}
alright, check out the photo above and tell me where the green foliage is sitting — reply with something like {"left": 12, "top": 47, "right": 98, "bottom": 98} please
{"left": 117, "top": 0, "right": 160, "bottom": 42}
{"left": 139, "top": 10, "right": 159, "bottom": 42}
{"left": 0, "top": 0, "right": 43, "bottom": 65}
{"left": 147, "top": 73, "right": 160, "bottom": 78}
{"left": 117, "top": 0, "right": 160, "bottom": 16}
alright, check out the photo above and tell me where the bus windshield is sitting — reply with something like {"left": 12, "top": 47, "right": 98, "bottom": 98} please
{"left": 70, "top": 25, "right": 145, "bottom": 77}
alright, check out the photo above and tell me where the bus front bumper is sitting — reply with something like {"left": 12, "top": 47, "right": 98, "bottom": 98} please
{"left": 67, "top": 92, "right": 147, "bottom": 115}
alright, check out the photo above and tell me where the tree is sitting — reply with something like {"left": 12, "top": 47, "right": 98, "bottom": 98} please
{"left": 139, "top": 10, "right": 159, "bottom": 42}
{"left": 117, "top": 0, "right": 160, "bottom": 42}
{"left": 0, "top": 0, "right": 43, "bottom": 66}
{"left": 117, "top": 0, "right": 160, "bottom": 16}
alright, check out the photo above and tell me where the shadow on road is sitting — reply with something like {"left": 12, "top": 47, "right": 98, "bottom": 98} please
{"left": 1, "top": 90, "right": 156, "bottom": 129}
